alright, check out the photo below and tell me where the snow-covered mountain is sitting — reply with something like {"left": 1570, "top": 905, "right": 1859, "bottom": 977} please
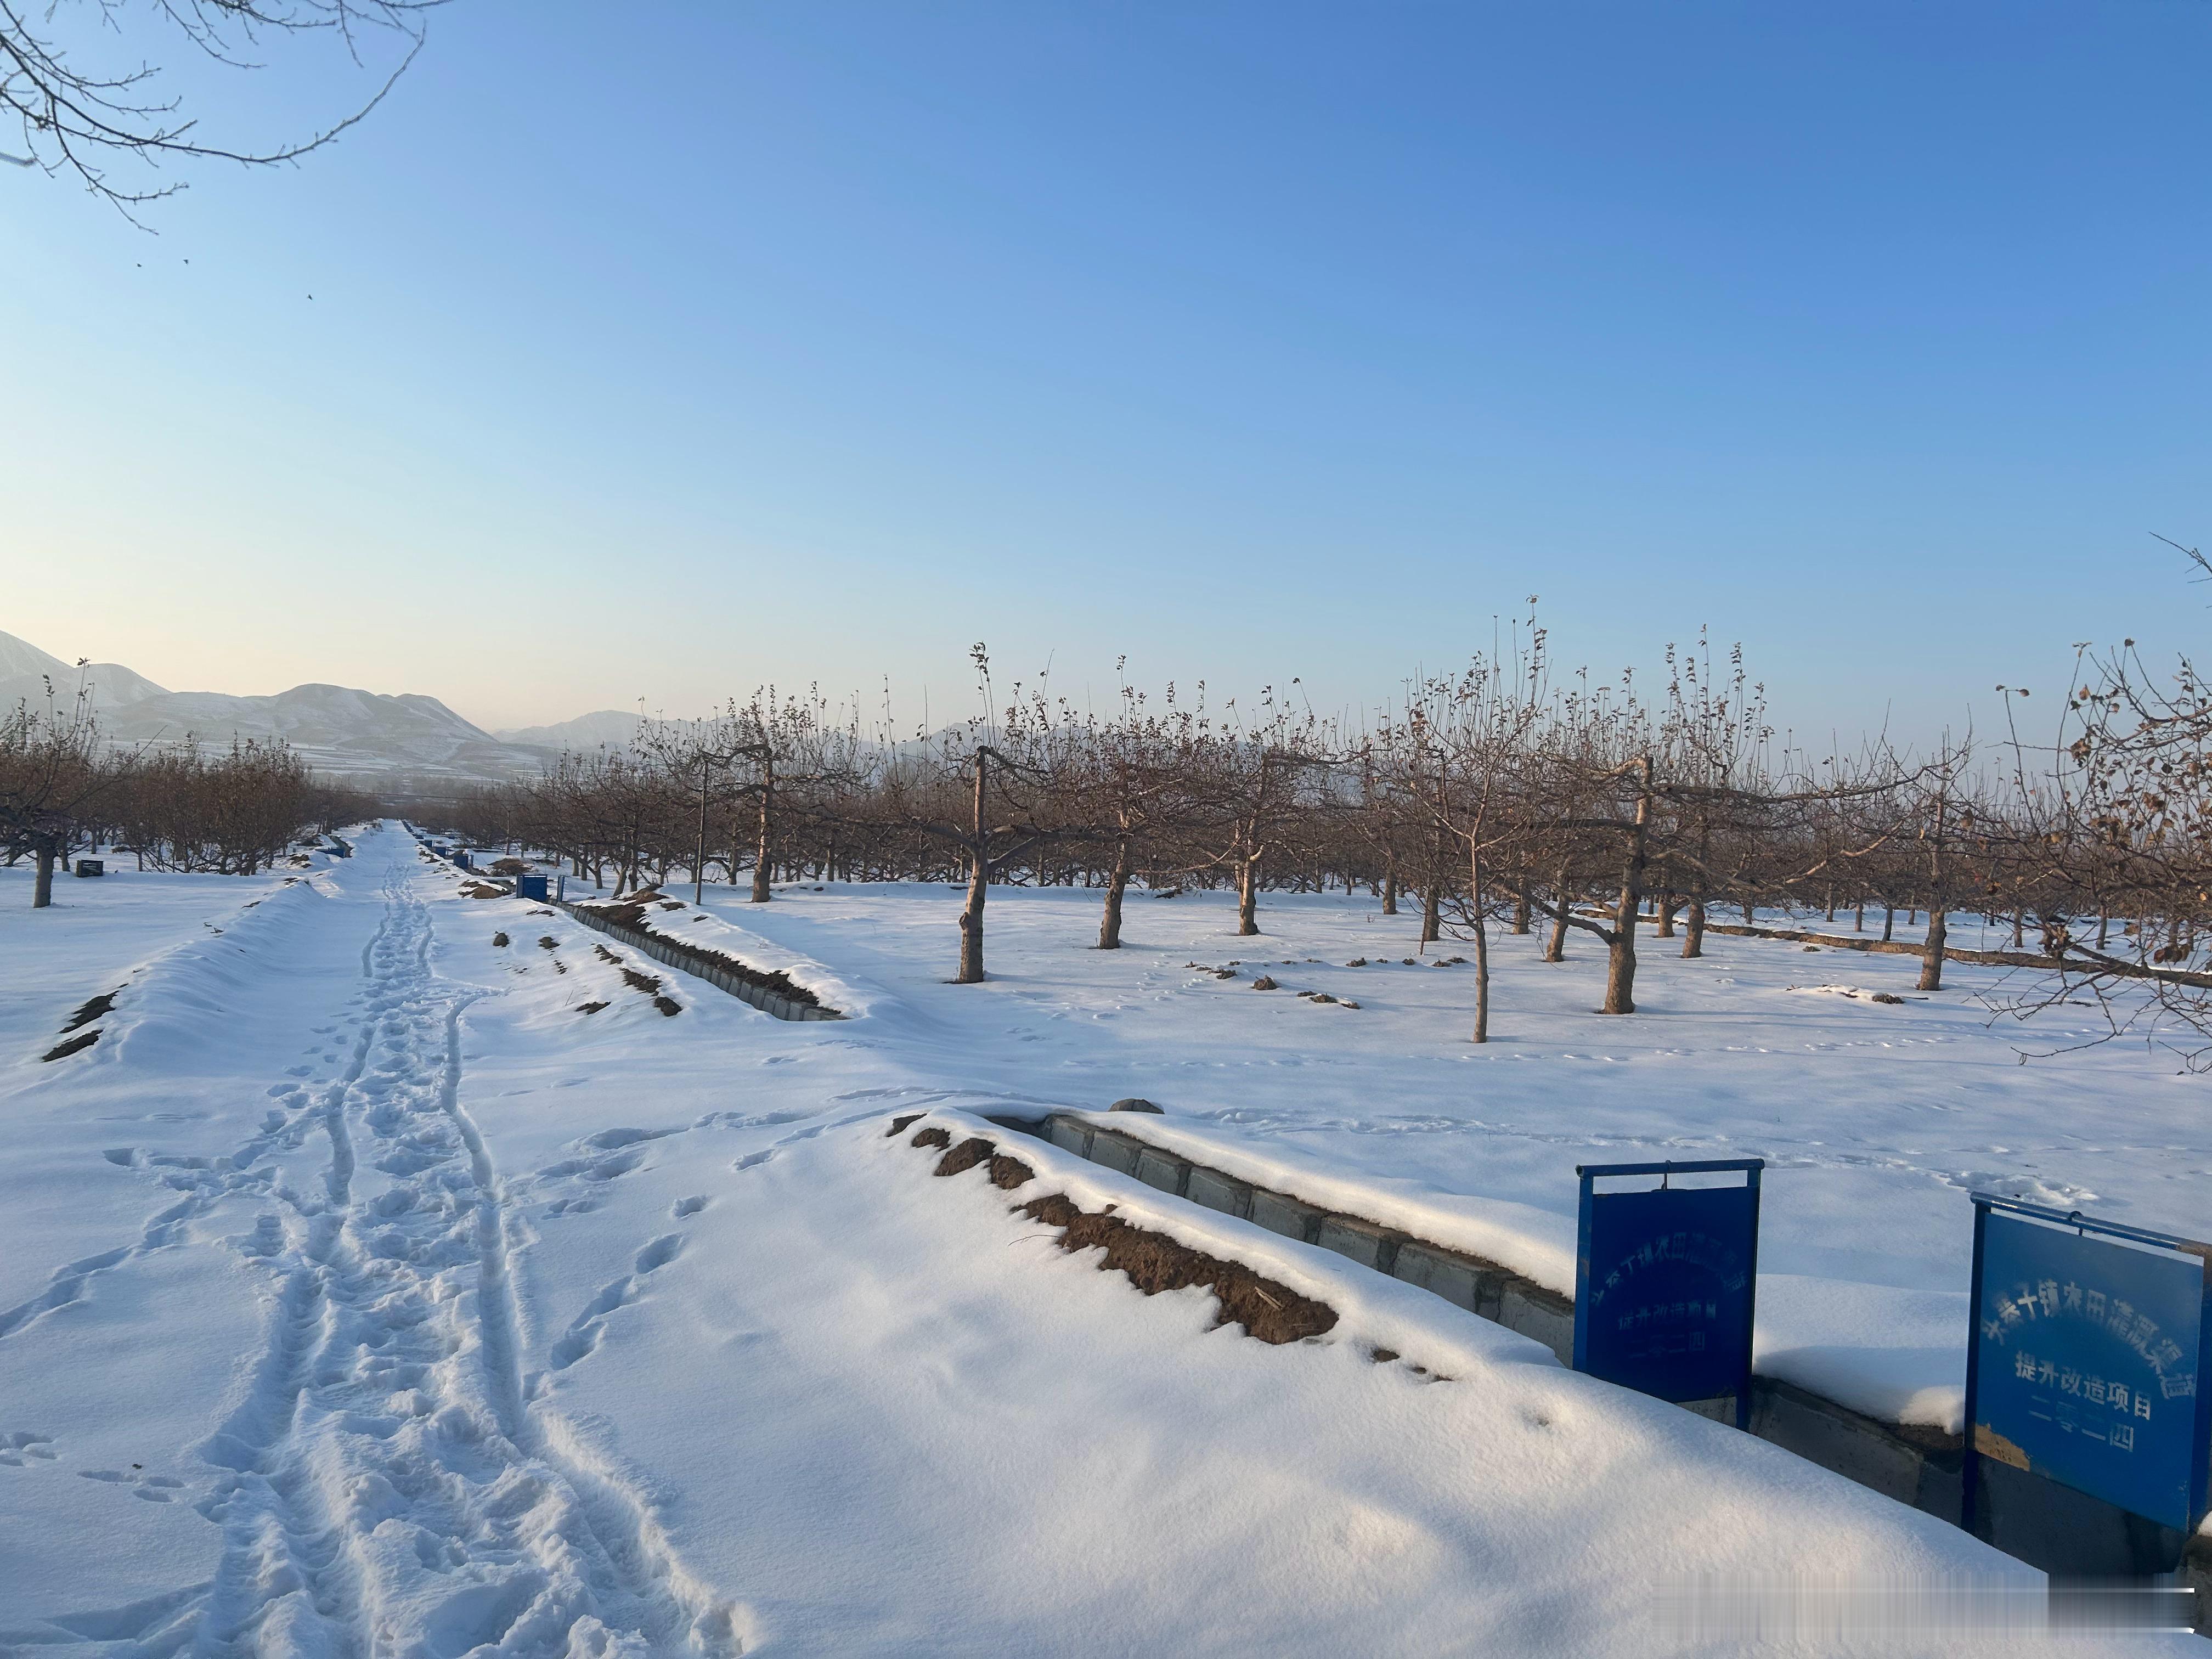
{"left": 0, "top": 629, "right": 549, "bottom": 783}
{"left": 493, "top": 709, "right": 642, "bottom": 752}
{"left": 0, "top": 630, "right": 170, "bottom": 711}
{"left": 101, "top": 684, "right": 554, "bottom": 781}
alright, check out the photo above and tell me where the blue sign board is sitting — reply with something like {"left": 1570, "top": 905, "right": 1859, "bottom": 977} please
{"left": 1964, "top": 1197, "right": 2212, "bottom": 1538}
{"left": 1575, "top": 1160, "right": 1762, "bottom": 1429}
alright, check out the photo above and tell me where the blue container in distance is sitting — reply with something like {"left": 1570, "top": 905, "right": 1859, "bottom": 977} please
{"left": 515, "top": 874, "right": 550, "bottom": 901}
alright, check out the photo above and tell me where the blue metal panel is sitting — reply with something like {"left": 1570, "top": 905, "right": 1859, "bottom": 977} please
{"left": 1575, "top": 1160, "right": 1762, "bottom": 1427}
{"left": 1965, "top": 1200, "right": 2211, "bottom": 1536}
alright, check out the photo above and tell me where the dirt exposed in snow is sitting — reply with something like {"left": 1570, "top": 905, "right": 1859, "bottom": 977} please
{"left": 60, "top": 992, "right": 117, "bottom": 1033}
{"left": 1024, "top": 1191, "right": 1339, "bottom": 1344}
{"left": 39, "top": 1030, "right": 100, "bottom": 1063}
{"left": 916, "top": 1127, "right": 1340, "bottom": 1345}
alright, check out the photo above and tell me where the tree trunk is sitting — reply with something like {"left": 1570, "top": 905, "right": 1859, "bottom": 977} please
{"left": 1919, "top": 904, "right": 1947, "bottom": 991}
{"left": 1882, "top": 902, "right": 1894, "bottom": 942}
{"left": 1544, "top": 863, "right": 1570, "bottom": 962}
{"left": 958, "top": 851, "right": 988, "bottom": 981}
{"left": 957, "top": 752, "right": 990, "bottom": 982}
{"left": 1098, "top": 837, "right": 1130, "bottom": 949}
{"left": 1602, "top": 930, "right": 1636, "bottom": 1013}
{"left": 751, "top": 760, "right": 775, "bottom": 903}
{"left": 33, "top": 844, "right": 56, "bottom": 909}
{"left": 1682, "top": 896, "right": 1705, "bottom": 958}
{"left": 1419, "top": 822, "right": 1442, "bottom": 944}
{"left": 1237, "top": 853, "right": 1260, "bottom": 936}
{"left": 1470, "top": 912, "right": 1492, "bottom": 1042}
{"left": 693, "top": 766, "right": 711, "bottom": 905}
{"left": 1656, "top": 892, "right": 1679, "bottom": 938}
{"left": 1918, "top": 794, "right": 1948, "bottom": 991}
{"left": 1381, "top": 848, "right": 1398, "bottom": 916}
{"left": 2011, "top": 906, "right": 2025, "bottom": 950}
{"left": 1469, "top": 841, "right": 1490, "bottom": 1043}
{"left": 1854, "top": 898, "right": 1864, "bottom": 932}
{"left": 1511, "top": 890, "right": 1531, "bottom": 935}
{"left": 1600, "top": 761, "right": 1652, "bottom": 1014}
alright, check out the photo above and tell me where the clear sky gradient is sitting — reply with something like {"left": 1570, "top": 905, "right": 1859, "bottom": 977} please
{"left": 4, "top": 2, "right": 2207, "bottom": 747}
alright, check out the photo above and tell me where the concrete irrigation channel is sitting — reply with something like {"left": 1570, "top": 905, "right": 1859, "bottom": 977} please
{"left": 987, "top": 1108, "right": 2212, "bottom": 1616}
{"left": 407, "top": 832, "right": 843, "bottom": 1024}
{"left": 549, "top": 898, "right": 844, "bottom": 1023}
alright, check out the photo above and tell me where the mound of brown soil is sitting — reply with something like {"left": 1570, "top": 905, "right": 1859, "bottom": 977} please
{"left": 933, "top": 1136, "right": 997, "bottom": 1177}
{"left": 910, "top": 1131, "right": 1338, "bottom": 1345}
{"left": 1017, "top": 1194, "right": 1336, "bottom": 1344}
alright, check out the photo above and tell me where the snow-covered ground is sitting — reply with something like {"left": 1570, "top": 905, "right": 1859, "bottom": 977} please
{"left": 653, "top": 877, "right": 2212, "bottom": 1436}
{"left": 0, "top": 829, "right": 2199, "bottom": 1654}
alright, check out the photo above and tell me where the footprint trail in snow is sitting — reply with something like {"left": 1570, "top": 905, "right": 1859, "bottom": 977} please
{"left": 166, "top": 868, "right": 738, "bottom": 1656}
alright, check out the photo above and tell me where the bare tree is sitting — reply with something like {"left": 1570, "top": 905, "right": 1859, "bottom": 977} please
{"left": 1985, "top": 545, "right": 2212, "bottom": 1062}
{"left": 3, "top": 0, "right": 436, "bottom": 214}
{"left": 1080, "top": 667, "right": 1204, "bottom": 950}
{"left": 1910, "top": 742, "right": 1971, "bottom": 992}
{"left": 1194, "top": 692, "right": 1338, "bottom": 938}
{"left": 1410, "top": 639, "right": 1547, "bottom": 1042}
{"left": 870, "top": 647, "right": 1086, "bottom": 983}
{"left": 1, "top": 682, "right": 119, "bottom": 906}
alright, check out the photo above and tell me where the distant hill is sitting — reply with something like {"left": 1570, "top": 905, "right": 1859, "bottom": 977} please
{"left": 493, "top": 710, "right": 642, "bottom": 752}
{"left": 0, "top": 628, "right": 550, "bottom": 783}
{"left": 0, "top": 629, "right": 170, "bottom": 711}
{"left": 0, "top": 632, "right": 67, "bottom": 681}
{"left": 103, "top": 683, "right": 554, "bottom": 781}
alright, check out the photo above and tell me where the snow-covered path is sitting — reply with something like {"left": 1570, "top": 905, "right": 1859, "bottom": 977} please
{"left": 190, "top": 871, "right": 729, "bottom": 1654}
{"left": 2, "top": 845, "right": 733, "bottom": 1654}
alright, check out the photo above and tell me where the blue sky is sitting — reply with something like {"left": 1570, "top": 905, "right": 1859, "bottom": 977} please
{"left": 4, "top": 2, "right": 2207, "bottom": 746}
